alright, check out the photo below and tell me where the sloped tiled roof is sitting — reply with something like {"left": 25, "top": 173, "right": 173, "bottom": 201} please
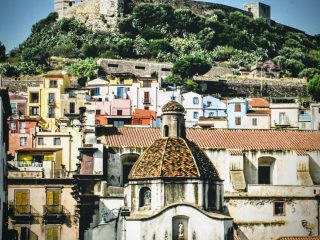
{"left": 277, "top": 237, "right": 320, "bottom": 240}
{"left": 247, "top": 110, "right": 271, "bottom": 115}
{"left": 248, "top": 98, "right": 269, "bottom": 108}
{"left": 162, "top": 101, "right": 185, "bottom": 113}
{"left": 129, "top": 137, "right": 220, "bottom": 180}
{"left": 102, "top": 128, "right": 320, "bottom": 151}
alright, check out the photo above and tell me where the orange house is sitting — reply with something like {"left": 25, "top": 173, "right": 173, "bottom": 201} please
{"left": 132, "top": 109, "right": 156, "bottom": 126}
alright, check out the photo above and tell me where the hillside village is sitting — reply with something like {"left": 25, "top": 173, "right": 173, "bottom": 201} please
{"left": 0, "top": 1, "right": 320, "bottom": 240}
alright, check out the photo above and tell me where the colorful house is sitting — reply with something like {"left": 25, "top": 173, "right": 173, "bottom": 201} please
{"left": 27, "top": 71, "right": 70, "bottom": 121}
{"left": 227, "top": 98, "right": 248, "bottom": 129}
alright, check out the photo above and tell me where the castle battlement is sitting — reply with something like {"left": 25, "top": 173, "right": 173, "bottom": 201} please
{"left": 53, "top": 0, "right": 270, "bottom": 32}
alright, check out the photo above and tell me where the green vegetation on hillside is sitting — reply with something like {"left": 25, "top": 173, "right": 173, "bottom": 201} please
{"left": 1, "top": 4, "right": 319, "bottom": 82}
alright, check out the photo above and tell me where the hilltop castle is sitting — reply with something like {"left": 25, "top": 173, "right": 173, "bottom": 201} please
{"left": 54, "top": 0, "right": 271, "bottom": 31}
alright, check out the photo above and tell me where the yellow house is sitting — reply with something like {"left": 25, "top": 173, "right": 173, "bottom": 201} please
{"left": 108, "top": 73, "right": 136, "bottom": 86}
{"left": 27, "top": 71, "right": 70, "bottom": 122}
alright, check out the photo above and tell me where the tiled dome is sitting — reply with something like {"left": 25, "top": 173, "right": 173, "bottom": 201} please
{"left": 162, "top": 101, "right": 185, "bottom": 113}
{"left": 128, "top": 137, "right": 220, "bottom": 181}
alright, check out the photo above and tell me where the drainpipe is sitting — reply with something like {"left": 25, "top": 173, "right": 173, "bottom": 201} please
{"left": 68, "top": 131, "right": 72, "bottom": 174}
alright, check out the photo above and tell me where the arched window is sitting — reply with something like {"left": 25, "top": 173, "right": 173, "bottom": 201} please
{"left": 164, "top": 125, "right": 169, "bottom": 137}
{"left": 139, "top": 187, "right": 151, "bottom": 207}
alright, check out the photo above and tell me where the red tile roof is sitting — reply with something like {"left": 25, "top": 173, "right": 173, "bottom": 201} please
{"left": 129, "top": 138, "right": 220, "bottom": 180}
{"left": 248, "top": 98, "right": 269, "bottom": 108}
{"left": 247, "top": 110, "right": 270, "bottom": 115}
{"left": 228, "top": 149, "right": 243, "bottom": 156}
{"left": 277, "top": 237, "right": 320, "bottom": 240}
{"left": 102, "top": 128, "right": 320, "bottom": 151}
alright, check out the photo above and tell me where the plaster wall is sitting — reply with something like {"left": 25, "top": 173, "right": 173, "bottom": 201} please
{"left": 270, "top": 103, "right": 299, "bottom": 128}
{"left": 246, "top": 115, "right": 270, "bottom": 129}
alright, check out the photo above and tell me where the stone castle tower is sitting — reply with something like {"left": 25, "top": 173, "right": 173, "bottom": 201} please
{"left": 53, "top": 0, "right": 124, "bottom": 31}
{"left": 243, "top": 2, "right": 271, "bottom": 22}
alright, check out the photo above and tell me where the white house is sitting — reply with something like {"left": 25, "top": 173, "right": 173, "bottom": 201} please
{"left": 227, "top": 98, "right": 248, "bottom": 129}
{"left": 311, "top": 104, "right": 320, "bottom": 130}
{"left": 182, "top": 92, "right": 203, "bottom": 127}
{"left": 270, "top": 99, "right": 299, "bottom": 129}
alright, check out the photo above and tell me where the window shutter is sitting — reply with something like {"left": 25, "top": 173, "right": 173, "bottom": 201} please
{"left": 47, "top": 191, "right": 54, "bottom": 205}
{"left": 21, "top": 191, "right": 28, "bottom": 205}
{"left": 53, "top": 191, "right": 60, "bottom": 205}
{"left": 15, "top": 191, "right": 22, "bottom": 206}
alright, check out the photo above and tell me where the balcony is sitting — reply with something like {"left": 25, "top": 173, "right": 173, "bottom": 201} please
{"left": 48, "top": 99, "right": 56, "bottom": 106}
{"left": 43, "top": 205, "right": 69, "bottom": 223}
{"left": 10, "top": 205, "right": 38, "bottom": 223}
{"left": 143, "top": 98, "right": 151, "bottom": 104}
{"left": 18, "top": 162, "right": 43, "bottom": 168}
{"left": 299, "top": 114, "right": 311, "bottom": 122}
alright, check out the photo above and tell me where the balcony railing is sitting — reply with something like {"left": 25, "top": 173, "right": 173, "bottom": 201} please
{"left": 10, "top": 205, "right": 38, "bottom": 223}
{"left": 48, "top": 99, "right": 56, "bottom": 106}
{"left": 15, "top": 205, "right": 32, "bottom": 216}
{"left": 43, "top": 205, "right": 69, "bottom": 223}
{"left": 143, "top": 98, "right": 151, "bottom": 104}
{"left": 17, "top": 162, "right": 43, "bottom": 168}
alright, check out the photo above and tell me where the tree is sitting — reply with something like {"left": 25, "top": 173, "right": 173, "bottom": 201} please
{"left": 67, "top": 58, "right": 99, "bottom": 80}
{"left": 0, "top": 41, "right": 6, "bottom": 62}
{"left": 298, "top": 68, "right": 320, "bottom": 80}
{"left": 0, "top": 63, "right": 20, "bottom": 77}
{"left": 115, "top": 38, "right": 135, "bottom": 58}
{"left": 174, "top": 9, "right": 205, "bottom": 34}
{"left": 80, "top": 44, "right": 99, "bottom": 58}
{"left": 148, "top": 39, "right": 173, "bottom": 58}
{"left": 172, "top": 55, "right": 211, "bottom": 79}
{"left": 307, "top": 74, "right": 320, "bottom": 102}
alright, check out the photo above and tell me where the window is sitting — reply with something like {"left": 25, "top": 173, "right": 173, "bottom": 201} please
{"left": 252, "top": 118, "right": 257, "bottom": 126}
{"left": 235, "top": 103, "right": 241, "bottom": 112}
{"left": 49, "top": 80, "right": 58, "bottom": 88}
{"left": 38, "top": 137, "right": 44, "bottom": 146}
{"left": 48, "top": 107, "right": 55, "bottom": 118}
{"left": 144, "top": 106, "right": 149, "bottom": 110}
{"left": 139, "top": 187, "right": 151, "bottom": 207}
{"left": 46, "top": 225, "right": 60, "bottom": 240}
{"left": 10, "top": 102, "right": 18, "bottom": 114}
{"left": 135, "top": 66, "right": 145, "bottom": 70}
{"left": 69, "top": 102, "right": 75, "bottom": 114}
{"left": 274, "top": 201, "right": 285, "bottom": 216}
{"left": 193, "top": 97, "right": 199, "bottom": 104}
{"left": 48, "top": 93, "right": 55, "bottom": 105}
{"left": 108, "top": 63, "right": 119, "bottom": 68}
{"left": 209, "top": 112, "right": 214, "bottom": 117}
{"left": 258, "top": 166, "right": 271, "bottom": 184}
{"left": 119, "top": 79, "right": 124, "bottom": 85}
{"left": 207, "top": 101, "right": 212, "bottom": 107}
{"left": 10, "top": 122, "right": 17, "bottom": 131}
{"left": 117, "top": 110, "right": 123, "bottom": 116}
{"left": 235, "top": 117, "right": 241, "bottom": 126}
{"left": 143, "top": 80, "right": 152, "bottom": 88}
{"left": 20, "top": 137, "right": 27, "bottom": 146}
{"left": 164, "top": 125, "right": 169, "bottom": 137}
{"left": 318, "top": 108, "right": 320, "bottom": 114}
{"left": 19, "top": 227, "right": 31, "bottom": 240}
{"left": 279, "top": 112, "right": 286, "bottom": 125}
{"left": 301, "top": 122, "right": 306, "bottom": 129}
{"left": 193, "top": 112, "right": 199, "bottom": 119}
{"left": 15, "top": 190, "right": 29, "bottom": 214}
{"left": 54, "top": 138, "right": 61, "bottom": 145}
{"left": 114, "top": 121, "right": 124, "bottom": 127}
{"left": 161, "top": 68, "right": 171, "bottom": 72}
{"left": 46, "top": 189, "right": 60, "bottom": 213}
{"left": 30, "top": 92, "right": 39, "bottom": 103}
{"left": 144, "top": 92, "right": 150, "bottom": 103}
{"left": 96, "top": 110, "right": 101, "bottom": 115}
{"left": 30, "top": 107, "right": 39, "bottom": 115}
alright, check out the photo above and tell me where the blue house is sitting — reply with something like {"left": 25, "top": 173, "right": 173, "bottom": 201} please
{"left": 227, "top": 98, "right": 248, "bottom": 129}
{"left": 203, "top": 96, "right": 227, "bottom": 118}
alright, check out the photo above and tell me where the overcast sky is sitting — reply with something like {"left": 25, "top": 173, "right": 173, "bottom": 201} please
{"left": 0, "top": 0, "right": 319, "bottom": 52}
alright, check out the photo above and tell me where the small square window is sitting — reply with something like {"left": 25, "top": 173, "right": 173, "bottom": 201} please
{"left": 20, "top": 137, "right": 27, "bottom": 146}
{"left": 193, "top": 112, "right": 199, "bottom": 119}
{"left": 96, "top": 110, "right": 101, "bottom": 115}
{"left": 193, "top": 97, "right": 199, "bottom": 104}
{"left": 235, "top": 117, "right": 241, "bottom": 126}
{"left": 274, "top": 201, "right": 285, "bottom": 216}
{"left": 117, "top": 110, "right": 123, "bottom": 116}
{"left": 54, "top": 138, "right": 61, "bottom": 145}
{"left": 235, "top": 103, "right": 241, "bottom": 112}
{"left": 207, "top": 101, "right": 212, "bottom": 107}
{"left": 252, "top": 118, "right": 257, "bottom": 126}
{"left": 209, "top": 112, "right": 214, "bottom": 117}
{"left": 38, "top": 138, "right": 44, "bottom": 146}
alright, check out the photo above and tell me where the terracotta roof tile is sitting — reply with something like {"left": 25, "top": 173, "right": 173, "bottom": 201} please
{"left": 296, "top": 150, "right": 309, "bottom": 156}
{"left": 277, "top": 237, "right": 320, "bottom": 240}
{"left": 102, "top": 128, "right": 320, "bottom": 151}
{"left": 248, "top": 98, "right": 270, "bottom": 108}
{"left": 128, "top": 137, "right": 220, "bottom": 180}
{"left": 247, "top": 110, "right": 270, "bottom": 115}
{"left": 228, "top": 149, "right": 243, "bottom": 156}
